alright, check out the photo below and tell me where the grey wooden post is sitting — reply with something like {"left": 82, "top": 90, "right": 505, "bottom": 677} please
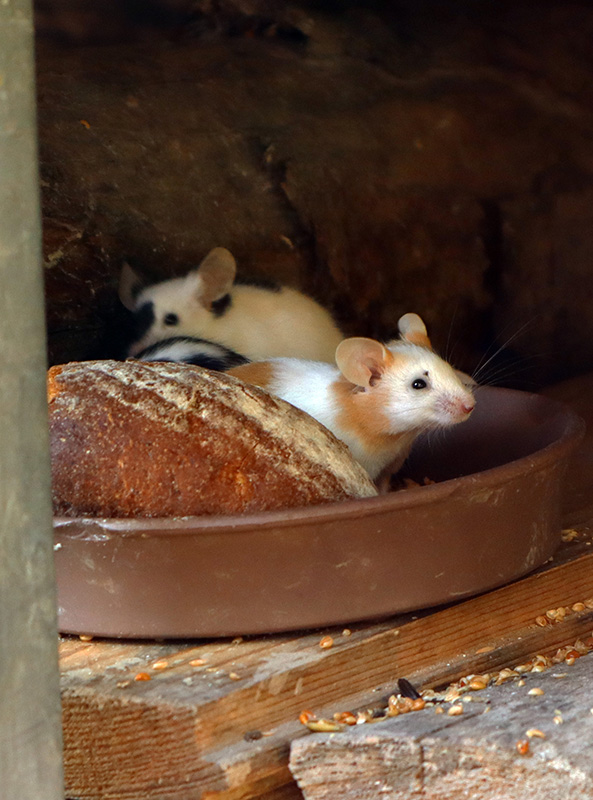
{"left": 0, "top": 1, "right": 65, "bottom": 798}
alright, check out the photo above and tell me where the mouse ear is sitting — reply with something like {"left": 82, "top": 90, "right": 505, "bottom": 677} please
{"left": 191, "top": 247, "right": 237, "bottom": 307}
{"left": 118, "top": 262, "right": 143, "bottom": 310}
{"left": 336, "top": 337, "right": 391, "bottom": 388}
{"left": 398, "top": 313, "right": 432, "bottom": 349}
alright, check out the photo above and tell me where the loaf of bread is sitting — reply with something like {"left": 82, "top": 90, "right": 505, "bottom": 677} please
{"left": 48, "top": 360, "right": 377, "bottom": 517}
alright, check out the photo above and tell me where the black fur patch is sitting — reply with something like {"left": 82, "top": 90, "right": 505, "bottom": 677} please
{"left": 133, "top": 301, "right": 155, "bottom": 340}
{"left": 210, "top": 293, "right": 232, "bottom": 317}
{"left": 135, "top": 336, "right": 249, "bottom": 371}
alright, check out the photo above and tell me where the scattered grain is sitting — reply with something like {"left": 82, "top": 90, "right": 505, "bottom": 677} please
{"left": 79, "top": 634, "right": 93, "bottom": 642}
{"left": 516, "top": 739, "right": 530, "bottom": 756}
{"left": 561, "top": 529, "right": 579, "bottom": 542}
{"left": 572, "top": 602, "right": 586, "bottom": 612}
{"left": 305, "top": 719, "right": 343, "bottom": 733}
{"left": 319, "top": 636, "right": 334, "bottom": 649}
{"left": 342, "top": 629, "right": 352, "bottom": 637}
{"left": 229, "top": 672, "right": 241, "bottom": 681}
{"left": 152, "top": 660, "right": 169, "bottom": 670}
{"left": 528, "top": 687, "right": 544, "bottom": 696}
{"left": 134, "top": 672, "right": 151, "bottom": 682}
{"left": 189, "top": 658, "right": 206, "bottom": 667}
{"left": 526, "top": 729, "right": 546, "bottom": 739}
{"left": 448, "top": 704, "right": 463, "bottom": 716}
{"left": 535, "top": 616, "right": 548, "bottom": 627}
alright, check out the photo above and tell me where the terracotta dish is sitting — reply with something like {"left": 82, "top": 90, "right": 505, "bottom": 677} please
{"left": 53, "top": 387, "right": 584, "bottom": 638}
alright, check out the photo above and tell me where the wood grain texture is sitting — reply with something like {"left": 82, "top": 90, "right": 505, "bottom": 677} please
{"left": 290, "top": 649, "right": 593, "bottom": 800}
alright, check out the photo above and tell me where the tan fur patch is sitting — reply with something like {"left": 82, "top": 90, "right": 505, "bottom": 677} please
{"left": 227, "top": 361, "right": 275, "bottom": 391}
{"left": 332, "top": 375, "right": 404, "bottom": 455}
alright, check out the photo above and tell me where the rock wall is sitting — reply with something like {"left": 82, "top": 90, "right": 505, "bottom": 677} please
{"left": 37, "top": 1, "right": 593, "bottom": 385}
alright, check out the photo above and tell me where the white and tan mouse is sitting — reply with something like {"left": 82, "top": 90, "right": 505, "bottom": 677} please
{"left": 119, "top": 247, "right": 343, "bottom": 363}
{"left": 228, "top": 313, "right": 475, "bottom": 485}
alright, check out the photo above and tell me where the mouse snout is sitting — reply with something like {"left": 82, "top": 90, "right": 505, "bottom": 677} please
{"left": 437, "top": 392, "right": 475, "bottom": 423}
{"left": 460, "top": 399, "right": 475, "bottom": 416}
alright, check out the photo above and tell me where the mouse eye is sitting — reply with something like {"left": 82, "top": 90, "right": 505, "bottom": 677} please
{"left": 163, "top": 312, "right": 179, "bottom": 326}
{"left": 411, "top": 378, "right": 428, "bottom": 390}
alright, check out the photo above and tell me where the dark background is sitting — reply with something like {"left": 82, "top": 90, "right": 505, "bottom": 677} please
{"left": 36, "top": 0, "right": 593, "bottom": 388}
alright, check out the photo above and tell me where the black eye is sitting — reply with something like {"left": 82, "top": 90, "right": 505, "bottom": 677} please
{"left": 163, "top": 312, "right": 179, "bottom": 326}
{"left": 411, "top": 378, "right": 427, "bottom": 390}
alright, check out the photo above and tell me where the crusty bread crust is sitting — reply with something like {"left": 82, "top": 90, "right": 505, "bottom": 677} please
{"left": 48, "top": 360, "right": 377, "bottom": 518}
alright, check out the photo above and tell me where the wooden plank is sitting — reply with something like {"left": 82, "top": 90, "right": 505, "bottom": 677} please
{"left": 290, "top": 649, "right": 593, "bottom": 800}
{"left": 61, "top": 546, "right": 593, "bottom": 799}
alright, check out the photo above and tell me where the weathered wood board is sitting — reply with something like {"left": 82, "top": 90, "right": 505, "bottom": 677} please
{"left": 290, "top": 650, "right": 593, "bottom": 800}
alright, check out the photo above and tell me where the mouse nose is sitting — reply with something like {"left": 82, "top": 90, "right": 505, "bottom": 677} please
{"left": 461, "top": 401, "right": 475, "bottom": 415}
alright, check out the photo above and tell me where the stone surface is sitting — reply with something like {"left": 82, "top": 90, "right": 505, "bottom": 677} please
{"left": 36, "top": 1, "right": 593, "bottom": 382}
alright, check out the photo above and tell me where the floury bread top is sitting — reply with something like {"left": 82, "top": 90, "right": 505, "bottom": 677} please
{"left": 48, "top": 359, "right": 377, "bottom": 518}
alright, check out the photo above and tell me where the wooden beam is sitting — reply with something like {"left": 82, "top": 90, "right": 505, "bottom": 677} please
{"left": 0, "top": 2, "right": 64, "bottom": 797}
{"left": 290, "top": 643, "right": 593, "bottom": 799}
{"left": 60, "top": 542, "right": 593, "bottom": 799}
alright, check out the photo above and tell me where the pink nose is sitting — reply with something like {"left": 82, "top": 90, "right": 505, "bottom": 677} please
{"left": 461, "top": 402, "right": 475, "bottom": 415}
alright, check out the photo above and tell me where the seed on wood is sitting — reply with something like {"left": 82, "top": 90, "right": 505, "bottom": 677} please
{"left": 565, "top": 649, "right": 581, "bottom": 661}
{"left": 333, "top": 711, "right": 357, "bottom": 726}
{"left": 517, "top": 679, "right": 526, "bottom": 687}
{"left": 572, "top": 602, "right": 586, "bottom": 612}
{"left": 299, "top": 710, "right": 316, "bottom": 725}
{"left": 116, "top": 680, "right": 131, "bottom": 689}
{"left": 134, "top": 672, "right": 151, "bottom": 682}
{"left": 229, "top": 672, "right": 241, "bottom": 680}
{"left": 231, "top": 637, "right": 243, "bottom": 645}
{"left": 411, "top": 698, "right": 426, "bottom": 711}
{"left": 584, "top": 599, "right": 593, "bottom": 609}
{"left": 561, "top": 529, "right": 579, "bottom": 542}
{"left": 79, "top": 634, "right": 94, "bottom": 641}
{"left": 531, "top": 664, "right": 547, "bottom": 673}
{"left": 434, "top": 707, "right": 444, "bottom": 714}
{"left": 553, "top": 715, "right": 563, "bottom": 725}
{"left": 528, "top": 687, "right": 544, "bottom": 696}
{"left": 469, "top": 679, "right": 488, "bottom": 691}
{"left": 398, "top": 677, "right": 422, "bottom": 699}
{"left": 448, "top": 704, "right": 463, "bottom": 716}
{"left": 342, "top": 628, "right": 352, "bottom": 637}
{"left": 189, "top": 658, "right": 206, "bottom": 667}
{"left": 526, "top": 728, "right": 546, "bottom": 739}
{"left": 516, "top": 739, "right": 530, "bottom": 756}
{"left": 535, "top": 615, "right": 548, "bottom": 627}
{"left": 305, "top": 719, "right": 343, "bottom": 733}
{"left": 319, "top": 636, "right": 334, "bottom": 649}
{"left": 475, "top": 645, "right": 494, "bottom": 654}
{"left": 152, "top": 660, "right": 169, "bottom": 670}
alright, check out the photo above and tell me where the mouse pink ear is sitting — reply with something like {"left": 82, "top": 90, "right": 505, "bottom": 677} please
{"left": 336, "top": 337, "right": 391, "bottom": 388}
{"left": 398, "top": 313, "right": 432, "bottom": 349}
{"left": 190, "top": 247, "right": 237, "bottom": 307}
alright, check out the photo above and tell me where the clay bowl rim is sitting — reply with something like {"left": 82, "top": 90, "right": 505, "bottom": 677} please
{"left": 52, "top": 387, "right": 585, "bottom": 537}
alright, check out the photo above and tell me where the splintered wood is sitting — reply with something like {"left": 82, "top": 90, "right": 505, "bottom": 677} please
{"left": 290, "top": 653, "right": 593, "bottom": 800}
